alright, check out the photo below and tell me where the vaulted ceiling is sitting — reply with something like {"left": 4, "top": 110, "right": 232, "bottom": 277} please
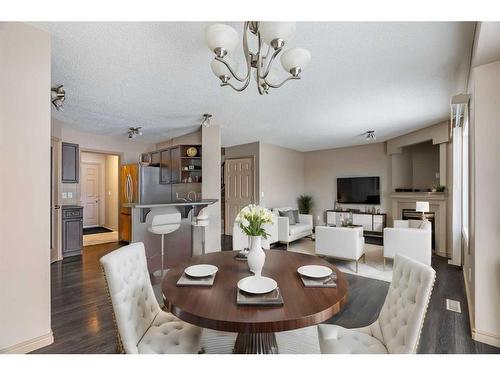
{"left": 36, "top": 22, "right": 475, "bottom": 151}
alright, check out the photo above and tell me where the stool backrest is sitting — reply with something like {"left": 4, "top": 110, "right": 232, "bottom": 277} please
{"left": 151, "top": 212, "right": 181, "bottom": 227}
{"left": 100, "top": 242, "right": 160, "bottom": 354}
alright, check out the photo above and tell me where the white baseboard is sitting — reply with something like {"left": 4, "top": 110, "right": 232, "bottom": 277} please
{"left": 462, "top": 268, "right": 500, "bottom": 348}
{"left": 0, "top": 331, "right": 54, "bottom": 354}
{"left": 472, "top": 329, "right": 500, "bottom": 348}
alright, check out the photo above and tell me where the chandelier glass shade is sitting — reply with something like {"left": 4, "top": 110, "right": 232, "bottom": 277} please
{"left": 204, "top": 22, "right": 311, "bottom": 94}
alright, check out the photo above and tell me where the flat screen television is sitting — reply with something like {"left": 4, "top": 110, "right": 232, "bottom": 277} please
{"left": 337, "top": 176, "right": 380, "bottom": 204}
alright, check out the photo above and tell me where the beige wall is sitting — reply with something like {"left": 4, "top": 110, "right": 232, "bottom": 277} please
{"left": 392, "top": 141, "right": 440, "bottom": 190}
{"left": 260, "top": 143, "right": 305, "bottom": 209}
{"left": 224, "top": 141, "right": 260, "bottom": 204}
{"left": 0, "top": 23, "right": 52, "bottom": 353}
{"left": 202, "top": 125, "right": 221, "bottom": 252}
{"left": 52, "top": 118, "right": 155, "bottom": 164}
{"left": 304, "top": 143, "right": 391, "bottom": 226}
{"left": 156, "top": 129, "right": 202, "bottom": 149}
{"left": 468, "top": 59, "right": 500, "bottom": 347}
{"left": 104, "top": 155, "right": 119, "bottom": 230}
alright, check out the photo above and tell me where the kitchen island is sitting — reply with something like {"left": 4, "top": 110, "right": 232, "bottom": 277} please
{"left": 124, "top": 199, "right": 218, "bottom": 274}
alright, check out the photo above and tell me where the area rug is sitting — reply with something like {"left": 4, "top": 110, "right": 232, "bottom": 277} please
{"left": 287, "top": 238, "right": 392, "bottom": 283}
{"left": 201, "top": 326, "right": 320, "bottom": 354}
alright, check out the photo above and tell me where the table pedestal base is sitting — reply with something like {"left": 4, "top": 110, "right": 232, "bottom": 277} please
{"left": 233, "top": 332, "right": 279, "bottom": 354}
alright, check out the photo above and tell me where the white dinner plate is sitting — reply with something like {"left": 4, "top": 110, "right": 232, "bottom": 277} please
{"left": 238, "top": 276, "right": 278, "bottom": 294}
{"left": 184, "top": 264, "right": 218, "bottom": 278}
{"left": 297, "top": 265, "right": 333, "bottom": 279}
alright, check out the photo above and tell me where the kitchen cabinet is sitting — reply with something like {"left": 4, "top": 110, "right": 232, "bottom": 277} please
{"left": 62, "top": 142, "right": 79, "bottom": 183}
{"left": 160, "top": 149, "right": 171, "bottom": 184}
{"left": 150, "top": 151, "right": 161, "bottom": 166}
{"left": 62, "top": 206, "right": 83, "bottom": 257}
{"left": 170, "top": 147, "right": 181, "bottom": 183}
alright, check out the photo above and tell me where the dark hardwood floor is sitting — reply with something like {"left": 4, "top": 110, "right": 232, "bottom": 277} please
{"left": 32, "top": 238, "right": 499, "bottom": 354}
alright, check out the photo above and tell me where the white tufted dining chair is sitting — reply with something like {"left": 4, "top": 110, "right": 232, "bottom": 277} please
{"left": 100, "top": 242, "right": 202, "bottom": 354}
{"left": 317, "top": 254, "right": 435, "bottom": 354}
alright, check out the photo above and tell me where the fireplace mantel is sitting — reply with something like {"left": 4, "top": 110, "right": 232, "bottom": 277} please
{"left": 390, "top": 192, "right": 449, "bottom": 258}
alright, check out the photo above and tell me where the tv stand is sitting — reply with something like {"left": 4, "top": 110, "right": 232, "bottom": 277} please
{"left": 325, "top": 210, "right": 387, "bottom": 239}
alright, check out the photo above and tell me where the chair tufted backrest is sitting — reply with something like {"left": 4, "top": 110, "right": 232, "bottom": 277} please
{"left": 100, "top": 242, "right": 161, "bottom": 354}
{"left": 372, "top": 254, "right": 435, "bottom": 353}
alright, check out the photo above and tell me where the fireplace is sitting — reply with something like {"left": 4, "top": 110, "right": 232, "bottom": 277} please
{"left": 402, "top": 209, "right": 435, "bottom": 250}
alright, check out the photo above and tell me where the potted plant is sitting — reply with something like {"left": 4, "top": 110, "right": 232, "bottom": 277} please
{"left": 297, "top": 194, "right": 313, "bottom": 214}
{"left": 435, "top": 185, "right": 446, "bottom": 192}
{"left": 235, "top": 205, "right": 274, "bottom": 276}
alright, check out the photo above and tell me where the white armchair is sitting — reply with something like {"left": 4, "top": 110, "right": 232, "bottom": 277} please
{"left": 272, "top": 207, "right": 313, "bottom": 249}
{"left": 318, "top": 254, "right": 436, "bottom": 354}
{"left": 100, "top": 242, "right": 202, "bottom": 354}
{"left": 315, "top": 226, "right": 365, "bottom": 273}
{"left": 233, "top": 211, "right": 278, "bottom": 250}
{"left": 383, "top": 219, "right": 432, "bottom": 268}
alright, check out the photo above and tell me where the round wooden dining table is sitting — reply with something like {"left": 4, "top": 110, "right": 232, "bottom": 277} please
{"left": 162, "top": 250, "right": 349, "bottom": 354}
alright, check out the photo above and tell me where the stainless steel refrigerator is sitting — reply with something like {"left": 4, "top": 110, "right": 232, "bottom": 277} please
{"left": 119, "top": 164, "right": 172, "bottom": 242}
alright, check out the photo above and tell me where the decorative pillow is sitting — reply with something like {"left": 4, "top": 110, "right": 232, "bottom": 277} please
{"left": 292, "top": 210, "right": 300, "bottom": 223}
{"left": 279, "top": 210, "right": 296, "bottom": 225}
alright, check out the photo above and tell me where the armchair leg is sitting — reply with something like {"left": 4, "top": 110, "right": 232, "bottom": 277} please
{"left": 355, "top": 260, "right": 359, "bottom": 273}
{"left": 286, "top": 242, "right": 289, "bottom": 250}
{"left": 383, "top": 257, "right": 386, "bottom": 271}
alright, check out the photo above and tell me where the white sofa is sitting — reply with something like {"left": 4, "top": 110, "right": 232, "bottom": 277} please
{"left": 383, "top": 219, "right": 432, "bottom": 267}
{"left": 315, "top": 226, "right": 365, "bottom": 273}
{"left": 318, "top": 254, "right": 436, "bottom": 354}
{"left": 232, "top": 211, "right": 279, "bottom": 250}
{"left": 272, "top": 207, "right": 313, "bottom": 249}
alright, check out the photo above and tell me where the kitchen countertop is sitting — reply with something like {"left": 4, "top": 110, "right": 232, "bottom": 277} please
{"left": 122, "top": 199, "right": 218, "bottom": 209}
{"left": 61, "top": 205, "right": 83, "bottom": 209}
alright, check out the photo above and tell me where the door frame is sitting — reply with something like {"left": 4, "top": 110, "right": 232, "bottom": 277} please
{"left": 81, "top": 161, "right": 102, "bottom": 228}
{"left": 80, "top": 148, "right": 123, "bottom": 235}
{"left": 223, "top": 155, "right": 256, "bottom": 235}
{"left": 51, "top": 137, "right": 62, "bottom": 263}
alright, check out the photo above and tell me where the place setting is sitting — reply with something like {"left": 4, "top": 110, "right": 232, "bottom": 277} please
{"left": 236, "top": 275, "right": 283, "bottom": 306}
{"left": 297, "top": 265, "right": 337, "bottom": 287}
{"left": 176, "top": 264, "right": 218, "bottom": 286}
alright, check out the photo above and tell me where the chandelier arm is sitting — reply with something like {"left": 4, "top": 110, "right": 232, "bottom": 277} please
{"left": 261, "top": 47, "right": 283, "bottom": 79}
{"left": 214, "top": 57, "right": 247, "bottom": 82}
{"left": 256, "top": 31, "right": 266, "bottom": 95}
{"left": 263, "top": 75, "right": 300, "bottom": 89}
{"left": 221, "top": 77, "right": 251, "bottom": 92}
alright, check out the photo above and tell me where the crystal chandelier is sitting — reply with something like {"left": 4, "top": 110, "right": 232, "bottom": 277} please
{"left": 205, "top": 22, "right": 311, "bottom": 95}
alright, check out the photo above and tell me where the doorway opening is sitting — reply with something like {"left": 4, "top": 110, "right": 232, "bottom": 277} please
{"left": 80, "top": 151, "right": 120, "bottom": 246}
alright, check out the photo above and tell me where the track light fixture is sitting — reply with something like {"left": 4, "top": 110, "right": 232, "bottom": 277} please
{"left": 51, "top": 85, "right": 66, "bottom": 111}
{"left": 128, "top": 127, "right": 143, "bottom": 139}
{"left": 365, "top": 130, "right": 376, "bottom": 141}
{"left": 201, "top": 113, "right": 212, "bottom": 128}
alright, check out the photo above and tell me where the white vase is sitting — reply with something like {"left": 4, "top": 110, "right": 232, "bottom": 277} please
{"left": 247, "top": 235, "right": 266, "bottom": 276}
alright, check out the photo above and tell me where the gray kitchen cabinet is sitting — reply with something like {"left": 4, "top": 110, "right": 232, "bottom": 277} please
{"left": 62, "top": 142, "right": 79, "bottom": 183}
{"left": 170, "top": 146, "right": 181, "bottom": 183}
{"left": 160, "top": 149, "right": 171, "bottom": 184}
{"left": 62, "top": 206, "right": 83, "bottom": 257}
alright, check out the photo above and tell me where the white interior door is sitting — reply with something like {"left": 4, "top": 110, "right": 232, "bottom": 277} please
{"left": 82, "top": 163, "right": 100, "bottom": 227}
{"left": 224, "top": 157, "right": 254, "bottom": 235}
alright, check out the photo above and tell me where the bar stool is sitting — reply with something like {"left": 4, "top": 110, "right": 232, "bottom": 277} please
{"left": 148, "top": 212, "right": 181, "bottom": 306}
{"left": 191, "top": 208, "right": 209, "bottom": 256}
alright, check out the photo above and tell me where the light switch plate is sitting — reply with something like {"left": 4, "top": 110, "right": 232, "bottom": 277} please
{"left": 62, "top": 192, "right": 68, "bottom": 199}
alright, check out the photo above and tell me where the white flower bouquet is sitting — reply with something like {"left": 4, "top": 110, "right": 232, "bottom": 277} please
{"left": 235, "top": 204, "right": 274, "bottom": 239}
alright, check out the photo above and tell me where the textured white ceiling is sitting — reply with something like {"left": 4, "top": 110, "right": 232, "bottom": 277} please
{"left": 35, "top": 22, "right": 475, "bottom": 151}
